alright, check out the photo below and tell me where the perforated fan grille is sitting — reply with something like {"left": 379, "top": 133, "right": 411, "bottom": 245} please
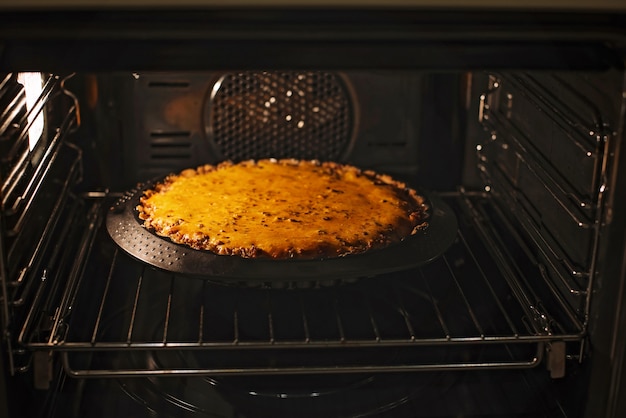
{"left": 207, "top": 71, "right": 353, "bottom": 161}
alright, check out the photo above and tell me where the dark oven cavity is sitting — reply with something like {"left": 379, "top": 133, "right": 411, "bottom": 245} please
{"left": 0, "top": 63, "right": 624, "bottom": 418}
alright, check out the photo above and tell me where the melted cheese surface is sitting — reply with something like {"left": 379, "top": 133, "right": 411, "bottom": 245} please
{"left": 138, "top": 159, "right": 424, "bottom": 258}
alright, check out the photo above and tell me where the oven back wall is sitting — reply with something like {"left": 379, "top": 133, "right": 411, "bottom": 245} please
{"left": 81, "top": 71, "right": 464, "bottom": 191}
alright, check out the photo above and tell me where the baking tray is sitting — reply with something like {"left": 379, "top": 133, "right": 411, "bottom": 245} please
{"left": 106, "top": 180, "right": 457, "bottom": 283}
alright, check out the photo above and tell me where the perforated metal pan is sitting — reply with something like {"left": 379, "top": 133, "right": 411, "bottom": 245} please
{"left": 106, "top": 180, "right": 457, "bottom": 284}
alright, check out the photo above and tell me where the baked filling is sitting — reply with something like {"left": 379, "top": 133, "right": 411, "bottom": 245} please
{"left": 136, "top": 159, "right": 428, "bottom": 259}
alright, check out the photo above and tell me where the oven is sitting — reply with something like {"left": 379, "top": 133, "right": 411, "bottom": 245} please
{"left": 1, "top": 3, "right": 626, "bottom": 418}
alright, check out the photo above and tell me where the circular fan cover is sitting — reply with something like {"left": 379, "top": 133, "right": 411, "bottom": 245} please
{"left": 206, "top": 71, "right": 354, "bottom": 161}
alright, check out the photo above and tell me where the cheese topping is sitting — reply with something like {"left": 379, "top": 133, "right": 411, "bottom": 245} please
{"left": 137, "top": 159, "right": 428, "bottom": 259}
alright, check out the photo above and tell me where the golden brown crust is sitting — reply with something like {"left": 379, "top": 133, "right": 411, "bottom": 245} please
{"left": 136, "top": 159, "right": 428, "bottom": 259}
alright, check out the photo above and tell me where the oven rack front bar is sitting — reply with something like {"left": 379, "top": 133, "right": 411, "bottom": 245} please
{"left": 59, "top": 345, "right": 547, "bottom": 378}
{"left": 19, "top": 192, "right": 585, "bottom": 378}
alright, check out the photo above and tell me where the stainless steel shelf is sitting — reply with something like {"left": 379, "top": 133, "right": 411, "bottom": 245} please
{"left": 20, "top": 191, "right": 585, "bottom": 377}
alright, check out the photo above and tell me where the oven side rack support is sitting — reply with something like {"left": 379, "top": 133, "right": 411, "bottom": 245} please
{"left": 477, "top": 72, "right": 611, "bottom": 340}
{"left": 0, "top": 73, "right": 82, "bottom": 377}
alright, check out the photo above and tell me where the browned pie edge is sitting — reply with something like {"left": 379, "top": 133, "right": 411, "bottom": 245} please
{"left": 136, "top": 159, "right": 429, "bottom": 259}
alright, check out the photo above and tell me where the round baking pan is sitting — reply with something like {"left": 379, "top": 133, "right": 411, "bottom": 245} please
{"left": 106, "top": 180, "right": 457, "bottom": 283}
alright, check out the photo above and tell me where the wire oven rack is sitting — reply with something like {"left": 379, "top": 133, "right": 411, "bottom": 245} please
{"left": 19, "top": 190, "right": 585, "bottom": 379}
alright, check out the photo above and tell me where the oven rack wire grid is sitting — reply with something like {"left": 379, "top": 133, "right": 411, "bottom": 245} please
{"left": 18, "top": 190, "right": 586, "bottom": 380}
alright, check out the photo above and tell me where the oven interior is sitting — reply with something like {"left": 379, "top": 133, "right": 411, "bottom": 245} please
{"left": 1, "top": 9, "right": 626, "bottom": 418}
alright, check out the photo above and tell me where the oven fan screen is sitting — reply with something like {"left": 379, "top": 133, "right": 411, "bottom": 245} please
{"left": 206, "top": 71, "right": 354, "bottom": 161}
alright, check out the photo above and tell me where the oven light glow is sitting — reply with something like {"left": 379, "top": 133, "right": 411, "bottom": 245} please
{"left": 17, "top": 72, "right": 44, "bottom": 151}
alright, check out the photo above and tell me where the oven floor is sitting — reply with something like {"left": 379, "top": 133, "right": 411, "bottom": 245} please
{"left": 53, "top": 368, "right": 581, "bottom": 418}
